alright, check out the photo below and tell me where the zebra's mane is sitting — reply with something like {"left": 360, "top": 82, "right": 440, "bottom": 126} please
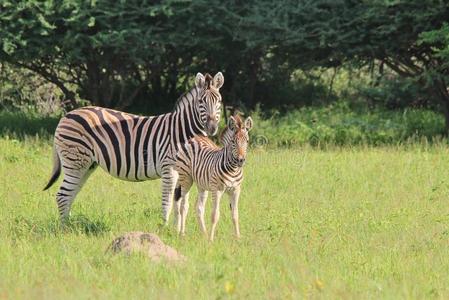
{"left": 190, "top": 135, "right": 219, "bottom": 149}
{"left": 173, "top": 74, "right": 215, "bottom": 112}
{"left": 172, "top": 90, "right": 193, "bottom": 112}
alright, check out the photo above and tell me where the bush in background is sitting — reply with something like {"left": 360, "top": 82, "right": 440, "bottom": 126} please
{"left": 250, "top": 102, "right": 445, "bottom": 148}
{"left": 1, "top": 102, "right": 444, "bottom": 147}
{"left": 0, "top": 63, "right": 63, "bottom": 116}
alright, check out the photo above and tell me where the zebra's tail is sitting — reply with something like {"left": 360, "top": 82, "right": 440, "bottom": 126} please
{"left": 43, "top": 146, "right": 61, "bottom": 191}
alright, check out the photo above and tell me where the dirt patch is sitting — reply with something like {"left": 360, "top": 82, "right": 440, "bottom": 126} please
{"left": 107, "top": 231, "right": 186, "bottom": 263}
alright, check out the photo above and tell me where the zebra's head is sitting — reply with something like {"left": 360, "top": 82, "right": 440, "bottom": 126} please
{"left": 194, "top": 72, "right": 224, "bottom": 136}
{"left": 222, "top": 115, "right": 253, "bottom": 167}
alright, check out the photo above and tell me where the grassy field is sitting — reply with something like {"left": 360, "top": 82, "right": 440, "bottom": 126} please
{"left": 2, "top": 136, "right": 449, "bottom": 299}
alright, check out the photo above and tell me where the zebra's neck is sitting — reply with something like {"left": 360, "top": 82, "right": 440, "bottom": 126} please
{"left": 170, "top": 87, "right": 207, "bottom": 148}
{"left": 221, "top": 145, "right": 240, "bottom": 172}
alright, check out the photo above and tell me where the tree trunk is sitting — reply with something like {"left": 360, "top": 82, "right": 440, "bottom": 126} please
{"left": 327, "top": 67, "right": 338, "bottom": 100}
{"left": 59, "top": 86, "right": 77, "bottom": 111}
{"left": 151, "top": 75, "right": 163, "bottom": 109}
{"left": 115, "top": 82, "right": 147, "bottom": 111}
{"left": 247, "top": 54, "right": 261, "bottom": 108}
{"left": 222, "top": 66, "right": 238, "bottom": 123}
{"left": 85, "top": 60, "right": 101, "bottom": 106}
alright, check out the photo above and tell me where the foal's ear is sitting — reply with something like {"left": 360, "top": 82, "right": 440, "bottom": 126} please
{"left": 227, "top": 116, "right": 237, "bottom": 131}
{"left": 212, "top": 72, "right": 224, "bottom": 90}
{"left": 244, "top": 117, "right": 253, "bottom": 131}
{"left": 195, "top": 73, "right": 206, "bottom": 89}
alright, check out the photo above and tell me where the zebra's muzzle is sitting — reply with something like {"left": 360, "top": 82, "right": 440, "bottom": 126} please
{"left": 206, "top": 120, "right": 218, "bottom": 136}
{"left": 236, "top": 158, "right": 246, "bottom": 167}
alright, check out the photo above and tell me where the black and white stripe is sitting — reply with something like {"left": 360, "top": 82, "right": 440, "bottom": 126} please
{"left": 173, "top": 115, "right": 253, "bottom": 240}
{"left": 43, "top": 72, "right": 224, "bottom": 223}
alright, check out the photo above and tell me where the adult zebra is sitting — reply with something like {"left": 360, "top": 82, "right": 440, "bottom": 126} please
{"left": 43, "top": 72, "right": 224, "bottom": 224}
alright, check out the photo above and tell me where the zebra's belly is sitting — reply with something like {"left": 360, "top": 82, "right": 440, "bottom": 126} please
{"left": 195, "top": 180, "right": 240, "bottom": 193}
{"left": 95, "top": 158, "right": 161, "bottom": 181}
{"left": 193, "top": 174, "right": 230, "bottom": 192}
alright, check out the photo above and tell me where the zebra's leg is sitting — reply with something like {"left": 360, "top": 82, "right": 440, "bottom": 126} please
{"left": 228, "top": 186, "right": 241, "bottom": 239}
{"left": 161, "top": 165, "right": 179, "bottom": 225}
{"left": 209, "top": 190, "right": 224, "bottom": 242}
{"left": 180, "top": 183, "right": 192, "bottom": 236}
{"left": 56, "top": 164, "right": 96, "bottom": 222}
{"left": 196, "top": 189, "right": 208, "bottom": 236}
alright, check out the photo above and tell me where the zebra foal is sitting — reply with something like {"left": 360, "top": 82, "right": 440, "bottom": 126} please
{"left": 173, "top": 115, "right": 253, "bottom": 241}
{"left": 43, "top": 72, "right": 224, "bottom": 224}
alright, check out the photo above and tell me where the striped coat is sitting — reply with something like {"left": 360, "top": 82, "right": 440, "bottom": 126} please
{"left": 173, "top": 115, "right": 253, "bottom": 240}
{"left": 44, "top": 72, "right": 224, "bottom": 223}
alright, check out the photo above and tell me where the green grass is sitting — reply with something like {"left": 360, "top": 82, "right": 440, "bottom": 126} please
{"left": 2, "top": 136, "right": 449, "bottom": 299}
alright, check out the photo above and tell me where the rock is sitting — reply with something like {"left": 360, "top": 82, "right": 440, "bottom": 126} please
{"left": 107, "top": 231, "right": 186, "bottom": 263}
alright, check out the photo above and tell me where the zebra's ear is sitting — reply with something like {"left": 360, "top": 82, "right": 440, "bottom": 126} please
{"left": 212, "top": 72, "right": 224, "bottom": 90}
{"left": 195, "top": 73, "right": 206, "bottom": 89}
{"left": 244, "top": 117, "right": 253, "bottom": 131}
{"left": 227, "top": 116, "right": 237, "bottom": 131}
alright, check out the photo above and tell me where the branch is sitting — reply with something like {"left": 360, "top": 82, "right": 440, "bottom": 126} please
{"left": 115, "top": 81, "right": 148, "bottom": 110}
{"left": 384, "top": 59, "right": 414, "bottom": 77}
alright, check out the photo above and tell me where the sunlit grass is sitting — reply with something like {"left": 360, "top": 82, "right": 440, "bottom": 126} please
{"left": 1, "top": 138, "right": 449, "bottom": 299}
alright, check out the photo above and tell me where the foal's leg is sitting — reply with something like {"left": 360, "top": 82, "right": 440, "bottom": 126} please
{"left": 228, "top": 186, "right": 241, "bottom": 239}
{"left": 210, "top": 190, "right": 224, "bottom": 241}
{"left": 196, "top": 188, "right": 208, "bottom": 236}
{"left": 180, "top": 181, "right": 192, "bottom": 235}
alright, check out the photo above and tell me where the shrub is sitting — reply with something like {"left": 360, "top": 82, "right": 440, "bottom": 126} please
{"left": 250, "top": 102, "right": 445, "bottom": 148}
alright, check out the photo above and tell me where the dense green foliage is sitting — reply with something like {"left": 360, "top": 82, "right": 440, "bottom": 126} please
{"left": 2, "top": 0, "right": 449, "bottom": 128}
{"left": 2, "top": 137, "right": 449, "bottom": 298}
{"left": 251, "top": 103, "right": 445, "bottom": 147}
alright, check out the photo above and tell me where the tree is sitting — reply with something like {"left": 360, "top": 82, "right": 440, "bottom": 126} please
{"left": 264, "top": 0, "right": 449, "bottom": 130}
{"left": 2, "top": 0, "right": 449, "bottom": 129}
{"left": 0, "top": 1, "right": 222, "bottom": 110}
{"left": 354, "top": 0, "right": 449, "bottom": 132}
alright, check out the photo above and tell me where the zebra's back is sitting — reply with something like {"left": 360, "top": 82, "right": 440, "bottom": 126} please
{"left": 55, "top": 106, "right": 168, "bottom": 181}
{"left": 175, "top": 138, "right": 243, "bottom": 192}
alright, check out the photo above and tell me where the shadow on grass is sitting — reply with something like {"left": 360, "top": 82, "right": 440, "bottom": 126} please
{"left": 60, "top": 214, "right": 111, "bottom": 236}
{"left": 0, "top": 111, "right": 60, "bottom": 140}
{"left": 11, "top": 214, "right": 111, "bottom": 238}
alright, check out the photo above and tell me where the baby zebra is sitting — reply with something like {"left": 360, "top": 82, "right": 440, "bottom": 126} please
{"left": 173, "top": 115, "right": 253, "bottom": 241}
